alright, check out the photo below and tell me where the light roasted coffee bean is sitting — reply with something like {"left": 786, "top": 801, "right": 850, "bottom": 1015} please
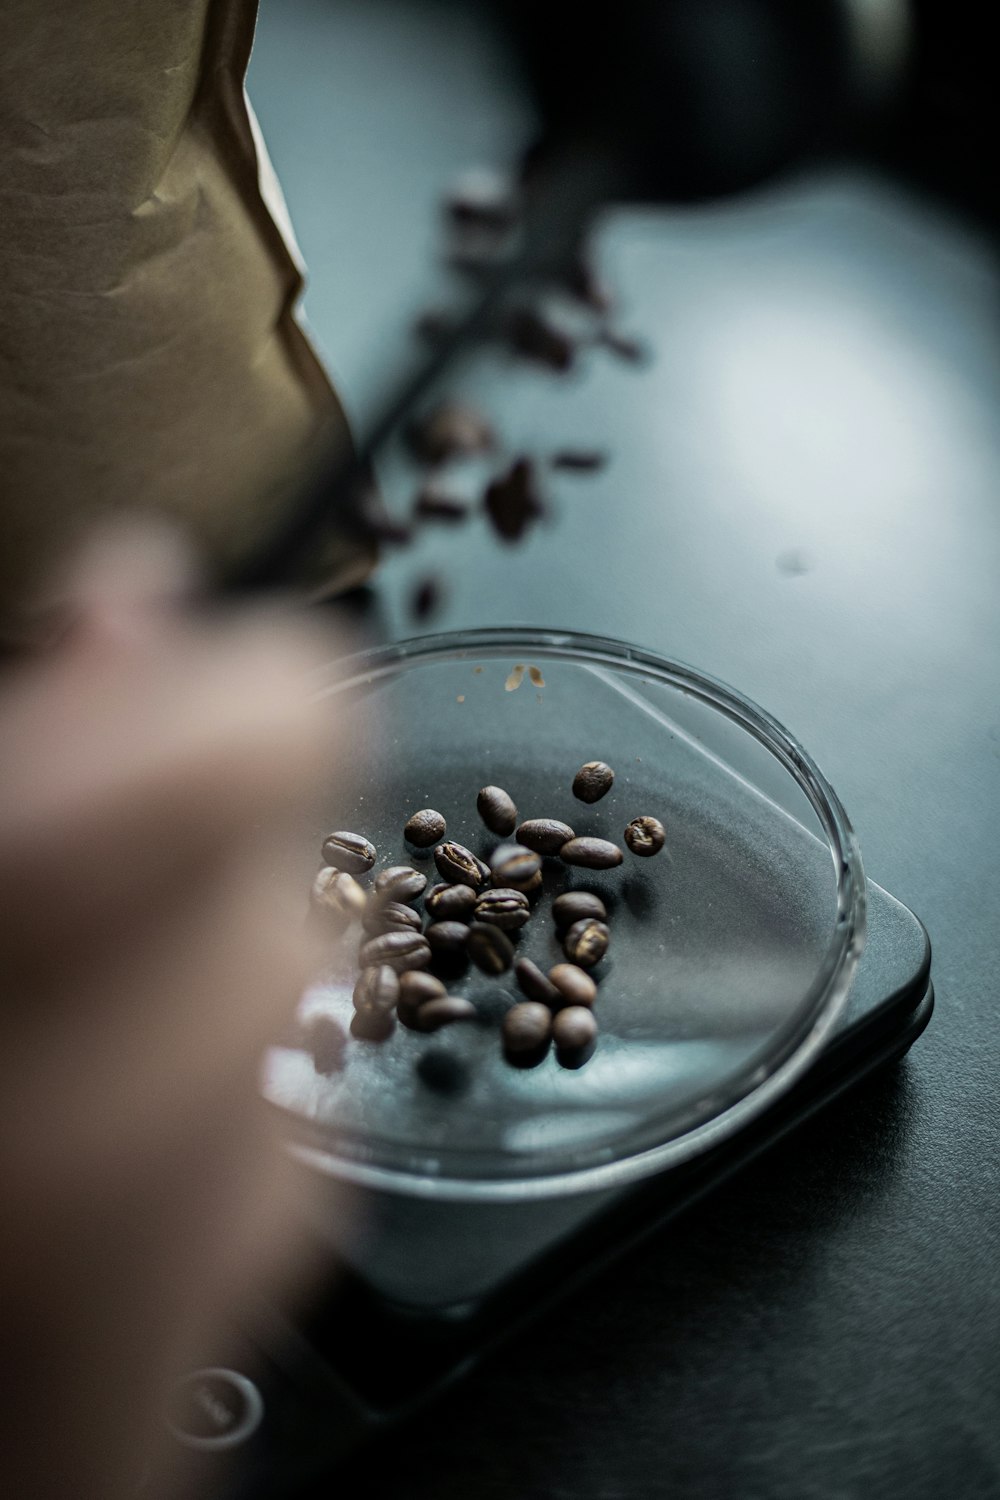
{"left": 350, "top": 1006, "right": 396, "bottom": 1042}
{"left": 352, "top": 965, "right": 400, "bottom": 1012}
{"left": 425, "top": 921, "right": 470, "bottom": 957}
{"left": 412, "top": 996, "right": 478, "bottom": 1032}
{"left": 416, "top": 1048, "right": 470, "bottom": 1095}
{"left": 552, "top": 890, "right": 607, "bottom": 930}
{"left": 502, "top": 1001, "right": 553, "bottom": 1064}
{"left": 515, "top": 957, "right": 561, "bottom": 1007}
{"left": 475, "top": 888, "right": 530, "bottom": 931}
{"left": 467, "top": 922, "right": 514, "bottom": 975}
{"left": 435, "top": 841, "right": 490, "bottom": 889}
{"left": 362, "top": 900, "right": 422, "bottom": 937}
{"left": 311, "top": 867, "right": 367, "bottom": 921}
{"left": 624, "top": 816, "right": 666, "bottom": 857}
{"left": 553, "top": 1005, "right": 598, "bottom": 1067}
{"left": 489, "top": 843, "right": 541, "bottom": 886}
{"left": 306, "top": 1015, "right": 347, "bottom": 1075}
{"left": 477, "top": 785, "right": 518, "bottom": 837}
{"left": 404, "top": 808, "right": 446, "bottom": 847}
{"left": 425, "top": 882, "right": 478, "bottom": 921}
{"left": 572, "top": 761, "right": 615, "bottom": 804}
{"left": 560, "top": 836, "right": 623, "bottom": 869}
{"left": 563, "top": 918, "right": 610, "bottom": 969}
{"left": 549, "top": 963, "right": 598, "bottom": 1008}
{"left": 321, "top": 830, "right": 377, "bottom": 874}
{"left": 515, "top": 818, "right": 575, "bottom": 855}
{"left": 358, "top": 930, "right": 432, "bottom": 973}
{"left": 374, "top": 866, "right": 428, "bottom": 903}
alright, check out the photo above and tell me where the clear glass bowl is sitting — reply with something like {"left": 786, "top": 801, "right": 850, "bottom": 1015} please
{"left": 266, "top": 629, "right": 865, "bottom": 1204}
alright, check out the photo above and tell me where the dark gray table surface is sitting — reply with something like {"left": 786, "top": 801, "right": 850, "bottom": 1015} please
{"left": 249, "top": 4, "right": 1000, "bottom": 1495}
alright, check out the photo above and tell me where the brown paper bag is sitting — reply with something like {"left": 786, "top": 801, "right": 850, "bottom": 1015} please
{"left": 0, "top": 0, "right": 374, "bottom": 640}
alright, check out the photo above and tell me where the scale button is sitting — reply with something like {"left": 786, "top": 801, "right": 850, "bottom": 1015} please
{"left": 166, "top": 1368, "right": 264, "bottom": 1451}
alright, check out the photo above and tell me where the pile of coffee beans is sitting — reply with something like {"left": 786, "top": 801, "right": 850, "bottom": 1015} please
{"left": 307, "top": 760, "right": 665, "bottom": 1086}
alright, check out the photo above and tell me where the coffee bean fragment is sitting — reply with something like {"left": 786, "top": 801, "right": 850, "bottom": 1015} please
{"left": 475, "top": 888, "right": 530, "bottom": 931}
{"left": 484, "top": 457, "right": 544, "bottom": 544}
{"left": 489, "top": 843, "right": 541, "bottom": 886}
{"left": 404, "top": 808, "right": 446, "bottom": 847}
{"left": 397, "top": 971, "right": 447, "bottom": 1029}
{"left": 553, "top": 1005, "right": 598, "bottom": 1068}
{"left": 425, "top": 882, "right": 478, "bottom": 921}
{"left": 411, "top": 576, "right": 444, "bottom": 622}
{"left": 550, "top": 449, "right": 607, "bottom": 473}
{"left": 414, "top": 481, "right": 470, "bottom": 523}
{"left": 572, "top": 761, "right": 615, "bottom": 803}
{"left": 515, "top": 957, "right": 561, "bottom": 1008}
{"left": 563, "top": 918, "right": 610, "bottom": 969}
{"left": 362, "top": 900, "right": 422, "bottom": 937}
{"left": 467, "top": 922, "right": 514, "bottom": 975}
{"left": 425, "top": 921, "right": 470, "bottom": 957}
{"left": 552, "top": 890, "right": 607, "bottom": 930}
{"left": 407, "top": 401, "right": 495, "bottom": 465}
{"left": 350, "top": 1006, "right": 396, "bottom": 1042}
{"left": 506, "top": 306, "right": 576, "bottom": 372}
{"left": 624, "top": 816, "right": 666, "bottom": 857}
{"left": 516, "top": 818, "right": 575, "bottom": 856}
{"left": 560, "top": 836, "right": 623, "bottom": 869}
{"left": 352, "top": 965, "right": 400, "bottom": 1012}
{"left": 416, "top": 1048, "right": 471, "bottom": 1095}
{"left": 374, "top": 866, "right": 427, "bottom": 903}
{"left": 502, "top": 1001, "right": 552, "bottom": 1066}
{"left": 435, "top": 841, "right": 490, "bottom": 889}
{"left": 306, "top": 1015, "right": 347, "bottom": 1075}
{"left": 549, "top": 963, "right": 598, "bottom": 1008}
{"left": 358, "top": 930, "right": 432, "bottom": 973}
{"left": 321, "top": 831, "right": 377, "bottom": 874}
{"left": 412, "top": 996, "right": 478, "bottom": 1032}
{"left": 477, "top": 785, "right": 518, "bottom": 837}
{"left": 311, "top": 867, "right": 368, "bottom": 921}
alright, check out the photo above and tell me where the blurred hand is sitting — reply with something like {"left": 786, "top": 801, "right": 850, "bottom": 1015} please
{"left": 0, "top": 529, "right": 338, "bottom": 1500}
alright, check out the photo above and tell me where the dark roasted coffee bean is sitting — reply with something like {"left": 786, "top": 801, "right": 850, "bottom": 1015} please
{"left": 484, "top": 457, "right": 544, "bottom": 544}
{"left": 352, "top": 965, "right": 400, "bottom": 1012}
{"left": 489, "top": 843, "right": 541, "bottom": 886}
{"left": 467, "top": 922, "right": 514, "bottom": 975}
{"left": 397, "top": 970, "right": 447, "bottom": 1029}
{"left": 507, "top": 306, "right": 576, "bottom": 372}
{"left": 519, "top": 869, "right": 544, "bottom": 900}
{"left": 444, "top": 167, "right": 518, "bottom": 230}
{"left": 515, "top": 957, "right": 561, "bottom": 1007}
{"left": 435, "top": 841, "right": 490, "bottom": 889}
{"left": 411, "top": 576, "right": 444, "bottom": 621}
{"left": 413, "top": 996, "right": 478, "bottom": 1032}
{"left": 362, "top": 900, "right": 422, "bottom": 937}
{"left": 358, "top": 930, "right": 432, "bottom": 972}
{"left": 374, "top": 866, "right": 427, "bottom": 903}
{"left": 350, "top": 1006, "right": 396, "bottom": 1042}
{"left": 552, "top": 890, "right": 607, "bottom": 930}
{"left": 549, "top": 963, "right": 598, "bottom": 1008}
{"left": 406, "top": 401, "right": 495, "bottom": 465}
{"left": 475, "top": 888, "right": 530, "bottom": 931}
{"left": 414, "top": 480, "right": 470, "bottom": 523}
{"left": 563, "top": 918, "right": 610, "bottom": 969}
{"left": 321, "top": 831, "right": 377, "bottom": 874}
{"left": 572, "top": 761, "right": 615, "bottom": 803}
{"left": 550, "top": 448, "right": 607, "bottom": 472}
{"left": 425, "top": 921, "right": 470, "bottom": 957}
{"left": 425, "top": 882, "right": 478, "bottom": 921}
{"left": 404, "top": 808, "right": 446, "bottom": 847}
{"left": 624, "top": 816, "right": 666, "bottom": 857}
{"left": 502, "top": 1001, "right": 552, "bottom": 1066}
{"left": 311, "top": 867, "right": 368, "bottom": 921}
{"left": 477, "top": 785, "right": 518, "bottom": 837}
{"left": 553, "top": 1005, "right": 598, "bottom": 1068}
{"left": 416, "top": 1048, "right": 471, "bottom": 1095}
{"left": 560, "top": 836, "right": 623, "bottom": 869}
{"left": 515, "top": 818, "right": 575, "bottom": 856}
{"left": 306, "top": 1015, "right": 347, "bottom": 1075}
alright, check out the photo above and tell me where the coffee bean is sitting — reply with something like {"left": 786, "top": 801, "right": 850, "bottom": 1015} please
{"left": 306, "top": 1015, "right": 347, "bottom": 1075}
{"left": 321, "top": 830, "right": 377, "bottom": 874}
{"left": 489, "top": 843, "right": 541, "bottom": 886}
{"left": 404, "top": 808, "right": 446, "bottom": 847}
{"left": 477, "top": 785, "right": 518, "bottom": 837}
{"left": 425, "top": 882, "right": 478, "bottom": 921}
{"left": 475, "top": 888, "right": 530, "bottom": 931}
{"left": 560, "top": 836, "right": 623, "bottom": 869}
{"left": 374, "top": 866, "right": 427, "bottom": 903}
{"left": 412, "top": 996, "right": 478, "bottom": 1032}
{"left": 550, "top": 449, "right": 607, "bottom": 472}
{"left": 516, "top": 818, "right": 576, "bottom": 856}
{"left": 311, "top": 867, "right": 368, "bottom": 921}
{"left": 624, "top": 816, "right": 666, "bottom": 857}
{"left": 362, "top": 900, "right": 423, "bottom": 937}
{"left": 435, "top": 841, "right": 490, "bottom": 889}
{"left": 467, "top": 922, "right": 514, "bottom": 975}
{"left": 553, "top": 1005, "right": 598, "bottom": 1068}
{"left": 572, "top": 761, "right": 615, "bottom": 803}
{"left": 416, "top": 1048, "right": 471, "bottom": 1095}
{"left": 548, "top": 963, "right": 598, "bottom": 1008}
{"left": 502, "top": 1001, "right": 552, "bottom": 1066}
{"left": 350, "top": 1006, "right": 396, "bottom": 1042}
{"left": 519, "top": 869, "right": 544, "bottom": 900}
{"left": 506, "top": 306, "right": 576, "bottom": 372}
{"left": 406, "top": 401, "right": 495, "bottom": 465}
{"left": 414, "top": 481, "right": 470, "bottom": 523}
{"left": 425, "top": 921, "right": 470, "bottom": 957}
{"left": 411, "top": 576, "right": 444, "bottom": 621}
{"left": 352, "top": 965, "right": 400, "bottom": 1012}
{"left": 358, "top": 931, "right": 432, "bottom": 972}
{"left": 515, "top": 957, "right": 561, "bottom": 1007}
{"left": 552, "top": 891, "right": 607, "bottom": 930}
{"left": 563, "top": 918, "right": 610, "bottom": 969}
{"left": 484, "top": 458, "right": 544, "bottom": 544}
{"left": 397, "top": 971, "right": 447, "bottom": 1029}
